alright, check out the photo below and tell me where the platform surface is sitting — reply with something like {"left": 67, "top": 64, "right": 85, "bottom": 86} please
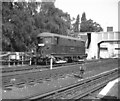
{"left": 97, "top": 77, "right": 120, "bottom": 99}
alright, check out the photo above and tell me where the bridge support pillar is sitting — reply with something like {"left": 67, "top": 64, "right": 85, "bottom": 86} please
{"left": 97, "top": 43, "right": 100, "bottom": 59}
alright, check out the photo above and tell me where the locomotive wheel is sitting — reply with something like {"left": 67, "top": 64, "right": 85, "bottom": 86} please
{"left": 37, "top": 58, "right": 44, "bottom": 65}
{"left": 45, "top": 58, "right": 50, "bottom": 65}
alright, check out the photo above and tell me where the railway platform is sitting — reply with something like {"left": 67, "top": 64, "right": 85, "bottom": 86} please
{"left": 97, "top": 77, "right": 120, "bottom": 99}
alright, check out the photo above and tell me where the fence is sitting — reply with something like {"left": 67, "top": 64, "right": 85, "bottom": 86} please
{"left": 0, "top": 52, "right": 34, "bottom": 66}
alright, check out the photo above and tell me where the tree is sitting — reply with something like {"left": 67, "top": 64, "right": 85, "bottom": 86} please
{"left": 73, "top": 14, "right": 80, "bottom": 32}
{"left": 81, "top": 12, "right": 87, "bottom": 22}
{"left": 80, "top": 12, "right": 103, "bottom": 32}
{"left": 2, "top": 2, "right": 40, "bottom": 51}
{"left": 34, "top": 2, "right": 71, "bottom": 35}
{"left": 2, "top": 1, "right": 72, "bottom": 51}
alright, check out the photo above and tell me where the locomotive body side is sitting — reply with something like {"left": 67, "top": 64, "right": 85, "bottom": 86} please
{"left": 51, "top": 36, "right": 86, "bottom": 57}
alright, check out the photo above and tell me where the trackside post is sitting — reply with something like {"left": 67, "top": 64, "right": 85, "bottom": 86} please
{"left": 50, "top": 55, "right": 54, "bottom": 69}
{"left": 8, "top": 55, "right": 11, "bottom": 67}
{"left": 79, "top": 60, "right": 86, "bottom": 78}
{"left": 22, "top": 55, "right": 24, "bottom": 66}
{"left": 30, "top": 57, "right": 31, "bottom": 65}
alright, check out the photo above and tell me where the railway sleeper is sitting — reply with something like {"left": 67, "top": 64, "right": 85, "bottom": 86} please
{"left": 27, "top": 80, "right": 35, "bottom": 83}
{"left": 58, "top": 74, "right": 66, "bottom": 78}
{"left": 3, "top": 83, "right": 13, "bottom": 88}
{"left": 3, "top": 87, "right": 13, "bottom": 91}
{"left": 36, "top": 79, "right": 43, "bottom": 83}
{"left": 26, "top": 78, "right": 36, "bottom": 85}
{"left": 15, "top": 82, "right": 26, "bottom": 88}
{"left": 51, "top": 92, "right": 67, "bottom": 99}
{"left": 10, "top": 79, "right": 27, "bottom": 85}
{"left": 45, "top": 77, "right": 51, "bottom": 81}
{"left": 2, "top": 80, "right": 11, "bottom": 86}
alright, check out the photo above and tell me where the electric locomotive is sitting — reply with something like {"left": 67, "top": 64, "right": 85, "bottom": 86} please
{"left": 35, "top": 32, "right": 87, "bottom": 64}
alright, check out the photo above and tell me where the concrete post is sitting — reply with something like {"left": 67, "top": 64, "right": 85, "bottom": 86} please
{"left": 97, "top": 43, "right": 100, "bottom": 59}
{"left": 50, "top": 56, "right": 53, "bottom": 69}
{"left": 30, "top": 58, "right": 31, "bottom": 65}
{"left": 13, "top": 60, "right": 15, "bottom": 66}
{"left": 22, "top": 55, "right": 24, "bottom": 66}
{"left": 8, "top": 55, "right": 11, "bottom": 67}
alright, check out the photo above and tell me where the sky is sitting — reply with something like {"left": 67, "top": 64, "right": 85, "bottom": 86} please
{"left": 55, "top": 0, "right": 119, "bottom": 32}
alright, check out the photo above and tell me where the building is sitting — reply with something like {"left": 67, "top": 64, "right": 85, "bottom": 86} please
{"left": 78, "top": 31, "right": 120, "bottom": 59}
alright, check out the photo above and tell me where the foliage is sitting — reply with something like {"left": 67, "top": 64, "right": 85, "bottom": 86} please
{"left": 73, "top": 14, "right": 80, "bottom": 32}
{"left": 2, "top": 2, "right": 103, "bottom": 52}
{"left": 81, "top": 12, "right": 87, "bottom": 22}
{"left": 80, "top": 12, "right": 103, "bottom": 32}
{"left": 2, "top": 2, "right": 71, "bottom": 52}
{"left": 2, "top": 2, "right": 40, "bottom": 52}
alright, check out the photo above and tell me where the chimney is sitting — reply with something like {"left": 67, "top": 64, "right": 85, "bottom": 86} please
{"left": 107, "top": 27, "right": 113, "bottom": 32}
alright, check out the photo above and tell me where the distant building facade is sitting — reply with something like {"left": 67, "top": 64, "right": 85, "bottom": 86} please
{"left": 77, "top": 31, "right": 120, "bottom": 59}
{"left": 107, "top": 27, "right": 113, "bottom": 32}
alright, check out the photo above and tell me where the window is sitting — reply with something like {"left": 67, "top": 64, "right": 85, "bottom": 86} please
{"left": 44, "top": 37, "right": 52, "bottom": 44}
{"left": 37, "top": 37, "right": 43, "bottom": 44}
{"left": 54, "top": 37, "right": 59, "bottom": 44}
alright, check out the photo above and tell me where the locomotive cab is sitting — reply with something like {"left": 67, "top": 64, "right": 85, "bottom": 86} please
{"left": 37, "top": 35, "right": 59, "bottom": 57}
{"left": 37, "top": 34, "right": 61, "bottom": 64}
{"left": 37, "top": 37, "right": 51, "bottom": 56}
{"left": 37, "top": 37, "right": 45, "bottom": 47}
{"left": 37, "top": 35, "right": 56, "bottom": 64}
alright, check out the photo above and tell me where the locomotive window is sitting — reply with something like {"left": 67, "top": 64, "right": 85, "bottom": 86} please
{"left": 74, "top": 40, "right": 76, "bottom": 42}
{"left": 44, "top": 37, "right": 52, "bottom": 44}
{"left": 54, "top": 37, "right": 59, "bottom": 44}
{"left": 37, "top": 37, "right": 43, "bottom": 43}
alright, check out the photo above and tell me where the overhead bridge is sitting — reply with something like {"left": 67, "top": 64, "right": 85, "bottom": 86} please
{"left": 80, "top": 32, "right": 120, "bottom": 59}
{"left": 97, "top": 40, "right": 120, "bottom": 58}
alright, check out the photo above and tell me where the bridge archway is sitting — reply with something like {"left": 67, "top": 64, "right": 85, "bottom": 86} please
{"left": 97, "top": 40, "right": 120, "bottom": 58}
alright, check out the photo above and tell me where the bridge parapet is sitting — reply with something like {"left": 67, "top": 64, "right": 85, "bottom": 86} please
{"left": 97, "top": 32, "right": 120, "bottom": 44}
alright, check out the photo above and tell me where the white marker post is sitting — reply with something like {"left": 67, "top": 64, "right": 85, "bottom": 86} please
{"left": 50, "top": 56, "right": 53, "bottom": 69}
{"left": 22, "top": 55, "right": 23, "bottom": 66}
{"left": 30, "top": 57, "right": 31, "bottom": 65}
{"left": 13, "top": 54, "right": 16, "bottom": 66}
{"left": 8, "top": 55, "right": 11, "bottom": 67}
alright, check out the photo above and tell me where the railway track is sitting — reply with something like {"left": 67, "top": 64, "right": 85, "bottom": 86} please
{"left": 22, "top": 68, "right": 119, "bottom": 100}
{"left": 2, "top": 58, "right": 119, "bottom": 89}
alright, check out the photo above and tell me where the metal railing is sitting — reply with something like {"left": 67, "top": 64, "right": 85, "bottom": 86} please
{"left": 0, "top": 52, "right": 33, "bottom": 66}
